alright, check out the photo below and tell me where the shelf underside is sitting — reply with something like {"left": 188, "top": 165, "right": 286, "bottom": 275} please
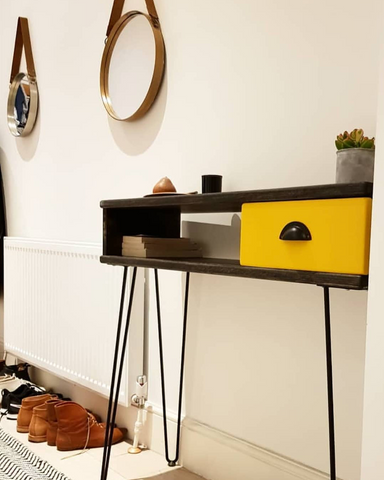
{"left": 100, "top": 256, "right": 368, "bottom": 290}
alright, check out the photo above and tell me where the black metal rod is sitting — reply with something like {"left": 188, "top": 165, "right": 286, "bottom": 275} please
{"left": 155, "top": 269, "right": 190, "bottom": 467}
{"left": 323, "top": 287, "right": 336, "bottom": 480}
{"left": 104, "top": 266, "right": 137, "bottom": 476}
{"left": 154, "top": 269, "right": 170, "bottom": 462}
{"left": 101, "top": 267, "right": 137, "bottom": 480}
{"left": 100, "top": 267, "right": 128, "bottom": 480}
{"left": 174, "top": 271, "right": 190, "bottom": 464}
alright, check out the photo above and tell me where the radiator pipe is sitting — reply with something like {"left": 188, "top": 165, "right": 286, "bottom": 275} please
{"left": 128, "top": 375, "right": 148, "bottom": 454}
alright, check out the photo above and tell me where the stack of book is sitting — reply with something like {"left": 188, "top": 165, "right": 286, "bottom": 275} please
{"left": 121, "top": 236, "right": 202, "bottom": 258}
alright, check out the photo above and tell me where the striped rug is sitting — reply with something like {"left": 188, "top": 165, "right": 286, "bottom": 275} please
{"left": 0, "top": 428, "right": 71, "bottom": 479}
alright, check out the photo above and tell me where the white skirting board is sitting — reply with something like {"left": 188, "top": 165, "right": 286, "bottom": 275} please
{"left": 4, "top": 237, "right": 144, "bottom": 406}
{"left": 142, "top": 404, "right": 339, "bottom": 480}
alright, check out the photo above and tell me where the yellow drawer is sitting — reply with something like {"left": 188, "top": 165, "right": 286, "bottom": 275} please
{"left": 240, "top": 198, "right": 372, "bottom": 275}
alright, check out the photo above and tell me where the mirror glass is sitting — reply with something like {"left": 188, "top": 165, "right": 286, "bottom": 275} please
{"left": 108, "top": 15, "right": 156, "bottom": 119}
{"left": 13, "top": 74, "right": 31, "bottom": 135}
{"left": 7, "top": 72, "right": 38, "bottom": 137}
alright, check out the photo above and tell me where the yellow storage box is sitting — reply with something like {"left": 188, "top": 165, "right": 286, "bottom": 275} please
{"left": 240, "top": 198, "right": 372, "bottom": 275}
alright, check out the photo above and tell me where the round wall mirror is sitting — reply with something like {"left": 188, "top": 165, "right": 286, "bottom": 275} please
{"left": 100, "top": 8, "right": 165, "bottom": 121}
{"left": 7, "top": 72, "right": 38, "bottom": 137}
{"left": 8, "top": 18, "right": 39, "bottom": 137}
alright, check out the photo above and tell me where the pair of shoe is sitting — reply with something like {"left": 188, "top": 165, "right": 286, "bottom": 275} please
{"left": 1, "top": 383, "right": 46, "bottom": 419}
{"left": 0, "top": 363, "right": 31, "bottom": 396}
{"left": 0, "top": 375, "right": 25, "bottom": 396}
{"left": 17, "top": 395, "right": 124, "bottom": 451}
{"left": 0, "top": 363, "right": 30, "bottom": 382}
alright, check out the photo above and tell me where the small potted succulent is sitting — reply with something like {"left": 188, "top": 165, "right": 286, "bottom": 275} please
{"left": 335, "top": 129, "right": 375, "bottom": 183}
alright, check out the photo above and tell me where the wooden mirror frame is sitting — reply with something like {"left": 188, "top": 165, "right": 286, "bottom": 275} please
{"left": 100, "top": 0, "right": 165, "bottom": 122}
{"left": 7, "top": 17, "right": 39, "bottom": 137}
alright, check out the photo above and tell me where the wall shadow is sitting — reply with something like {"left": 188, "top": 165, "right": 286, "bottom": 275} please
{"left": 15, "top": 109, "right": 41, "bottom": 161}
{"left": 182, "top": 215, "right": 241, "bottom": 416}
{"left": 182, "top": 214, "right": 241, "bottom": 260}
{"left": 0, "top": 148, "right": 7, "bottom": 348}
{"left": 0, "top": 148, "right": 8, "bottom": 237}
{"left": 107, "top": 73, "right": 168, "bottom": 157}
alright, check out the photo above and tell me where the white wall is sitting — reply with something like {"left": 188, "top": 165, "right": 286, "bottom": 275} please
{"left": 361, "top": 29, "right": 384, "bottom": 480}
{"left": 0, "top": 1, "right": 382, "bottom": 479}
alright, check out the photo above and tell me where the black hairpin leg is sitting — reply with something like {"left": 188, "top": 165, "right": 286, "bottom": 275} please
{"left": 100, "top": 266, "right": 137, "bottom": 480}
{"left": 323, "top": 287, "right": 336, "bottom": 480}
{"left": 155, "top": 269, "right": 190, "bottom": 467}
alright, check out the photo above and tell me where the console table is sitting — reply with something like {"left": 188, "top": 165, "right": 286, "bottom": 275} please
{"left": 99, "top": 182, "right": 372, "bottom": 480}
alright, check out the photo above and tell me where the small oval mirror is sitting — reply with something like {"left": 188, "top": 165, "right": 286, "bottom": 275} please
{"left": 7, "top": 73, "right": 39, "bottom": 137}
{"left": 100, "top": 10, "right": 165, "bottom": 121}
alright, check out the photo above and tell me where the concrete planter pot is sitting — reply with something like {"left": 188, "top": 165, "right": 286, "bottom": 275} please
{"left": 336, "top": 148, "right": 375, "bottom": 183}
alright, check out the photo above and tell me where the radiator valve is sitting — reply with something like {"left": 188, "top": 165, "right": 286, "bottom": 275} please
{"left": 129, "top": 375, "right": 148, "bottom": 455}
{"left": 131, "top": 375, "right": 147, "bottom": 407}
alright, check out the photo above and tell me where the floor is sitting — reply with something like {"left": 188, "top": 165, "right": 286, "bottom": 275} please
{"left": 143, "top": 471, "right": 204, "bottom": 480}
{"left": 0, "top": 417, "right": 203, "bottom": 480}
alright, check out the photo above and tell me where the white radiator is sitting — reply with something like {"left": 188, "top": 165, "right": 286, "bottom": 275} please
{"left": 4, "top": 237, "right": 144, "bottom": 406}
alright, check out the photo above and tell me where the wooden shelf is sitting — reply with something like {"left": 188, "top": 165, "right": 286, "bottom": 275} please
{"left": 100, "top": 256, "right": 368, "bottom": 290}
{"left": 100, "top": 182, "right": 373, "bottom": 213}
{"left": 101, "top": 183, "right": 372, "bottom": 290}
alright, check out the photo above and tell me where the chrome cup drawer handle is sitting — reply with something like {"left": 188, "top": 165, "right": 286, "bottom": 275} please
{"left": 279, "top": 221, "right": 312, "bottom": 241}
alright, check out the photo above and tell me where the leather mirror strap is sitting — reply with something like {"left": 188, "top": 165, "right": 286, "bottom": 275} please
{"left": 10, "top": 17, "right": 36, "bottom": 84}
{"left": 20, "top": 18, "right": 36, "bottom": 81}
{"left": 145, "top": 0, "right": 159, "bottom": 22}
{"left": 106, "top": 0, "right": 160, "bottom": 37}
{"left": 106, "top": 0, "right": 125, "bottom": 37}
{"left": 10, "top": 19, "right": 23, "bottom": 83}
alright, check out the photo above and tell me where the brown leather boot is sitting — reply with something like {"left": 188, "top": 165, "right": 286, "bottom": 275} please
{"left": 47, "top": 400, "right": 103, "bottom": 447}
{"left": 55, "top": 402, "right": 124, "bottom": 451}
{"left": 46, "top": 399, "right": 62, "bottom": 446}
{"left": 17, "top": 394, "right": 52, "bottom": 433}
{"left": 29, "top": 403, "right": 49, "bottom": 442}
